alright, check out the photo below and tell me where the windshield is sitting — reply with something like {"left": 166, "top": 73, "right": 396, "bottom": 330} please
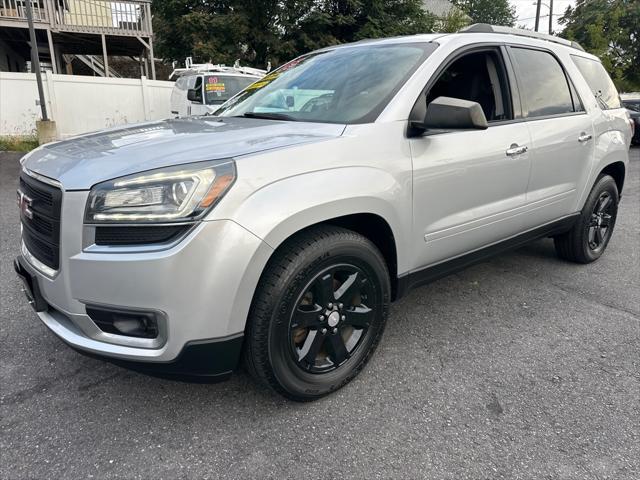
{"left": 204, "top": 75, "right": 259, "bottom": 105}
{"left": 216, "top": 43, "right": 437, "bottom": 124}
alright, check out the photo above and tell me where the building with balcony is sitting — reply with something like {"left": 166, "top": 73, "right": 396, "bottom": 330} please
{"left": 0, "top": 0, "right": 156, "bottom": 78}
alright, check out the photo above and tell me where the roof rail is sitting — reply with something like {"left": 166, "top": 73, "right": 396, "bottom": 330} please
{"left": 459, "top": 24, "right": 585, "bottom": 52}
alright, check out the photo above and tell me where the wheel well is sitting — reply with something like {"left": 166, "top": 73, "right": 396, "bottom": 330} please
{"left": 323, "top": 213, "right": 399, "bottom": 300}
{"left": 601, "top": 162, "right": 626, "bottom": 195}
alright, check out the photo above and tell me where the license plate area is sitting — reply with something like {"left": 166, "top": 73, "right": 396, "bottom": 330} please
{"left": 14, "top": 257, "right": 48, "bottom": 312}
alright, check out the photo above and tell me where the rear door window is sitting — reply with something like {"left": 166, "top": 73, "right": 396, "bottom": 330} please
{"left": 510, "top": 47, "right": 576, "bottom": 118}
{"left": 572, "top": 56, "right": 622, "bottom": 110}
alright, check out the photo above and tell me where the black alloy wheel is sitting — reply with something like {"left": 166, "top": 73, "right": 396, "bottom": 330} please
{"left": 243, "top": 226, "right": 390, "bottom": 401}
{"left": 290, "top": 264, "right": 377, "bottom": 374}
{"left": 554, "top": 174, "right": 619, "bottom": 263}
{"left": 586, "top": 191, "right": 615, "bottom": 253}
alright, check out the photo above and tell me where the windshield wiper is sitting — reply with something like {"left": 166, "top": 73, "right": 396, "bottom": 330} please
{"left": 240, "top": 112, "right": 298, "bottom": 121}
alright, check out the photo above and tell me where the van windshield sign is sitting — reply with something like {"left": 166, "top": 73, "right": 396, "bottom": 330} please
{"left": 206, "top": 77, "right": 226, "bottom": 93}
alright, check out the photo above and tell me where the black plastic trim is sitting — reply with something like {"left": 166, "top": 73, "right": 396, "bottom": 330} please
{"left": 19, "top": 173, "right": 62, "bottom": 270}
{"left": 66, "top": 334, "right": 244, "bottom": 383}
{"left": 86, "top": 305, "right": 160, "bottom": 339}
{"left": 95, "top": 225, "right": 190, "bottom": 246}
{"left": 395, "top": 214, "right": 579, "bottom": 299}
{"left": 14, "top": 256, "right": 48, "bottom": 312}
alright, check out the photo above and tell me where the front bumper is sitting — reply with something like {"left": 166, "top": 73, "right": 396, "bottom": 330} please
{"left": 15, "top": 258, "right": 242, "bottom": 381}
{"left": 16, "top": 193, "right": 273, "bottom": 376}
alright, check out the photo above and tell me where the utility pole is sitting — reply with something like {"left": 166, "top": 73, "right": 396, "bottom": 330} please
{"left": 534, "top": 0, "right": 542, "bottom": 32}
{"left": 25, "top": 0, "right": 48, "bottom": 121}
{"left": 548, "top": 0, "right": 554, "bottom": 34}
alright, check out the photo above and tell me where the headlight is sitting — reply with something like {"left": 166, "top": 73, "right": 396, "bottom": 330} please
{"left": 85, "top": 160, "right": 235, "bottom": 223}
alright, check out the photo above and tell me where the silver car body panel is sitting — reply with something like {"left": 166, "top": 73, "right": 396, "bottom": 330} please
{"left": 21, "top": 117, "right": 345, "bottom": 190}
{"left": 21, "top": 187, "right": 273, "bottom": 360}
{"left": 17, "top": 31, "right": 631, "bottom": 365}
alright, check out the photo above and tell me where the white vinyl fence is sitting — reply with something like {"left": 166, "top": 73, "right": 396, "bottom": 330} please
{"left": 0, "top": 72, "right": 173, "bottom": 139}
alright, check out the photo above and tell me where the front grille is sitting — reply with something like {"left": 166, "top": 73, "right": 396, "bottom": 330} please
{"left": 95, "top": 225, "right": 189, "bottom": 246}
{"left": 19, "top": 173, "right": 62, "bottom": 270}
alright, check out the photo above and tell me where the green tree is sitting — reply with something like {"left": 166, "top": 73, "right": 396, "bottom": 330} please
{"left": 560, "top": 0, "right": 640, "bottom": 91}
{"left": 451, "top": 0, "right": 516, "bottom": 27}
{"left": 436, "top": 8, "right": 472, "bottom": 33}
{"left": 153, "top": 0, "right": 251, "bottom": 66}
{"left": 153, "top": 0, "right": 436, "bottom": 70}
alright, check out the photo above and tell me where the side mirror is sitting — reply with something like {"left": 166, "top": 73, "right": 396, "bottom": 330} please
{"left": 414, "top": 96, "right": 488, "bottom": 133}
{"left": 187, "top": 88, "right": 202, "bottom": 103}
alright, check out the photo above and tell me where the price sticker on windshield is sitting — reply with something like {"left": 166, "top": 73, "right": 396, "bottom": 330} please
{"left": 206, "top": 76, "right": 226, "bottom": 93}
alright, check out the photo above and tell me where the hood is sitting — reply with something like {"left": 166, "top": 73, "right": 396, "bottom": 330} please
{"left": 22, "top": 116, "right": 345, "bottom": 190}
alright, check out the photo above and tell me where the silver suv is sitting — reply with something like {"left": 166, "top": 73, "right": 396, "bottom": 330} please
{"left": 15, "top": 25, "right": 633, "bottom": 400}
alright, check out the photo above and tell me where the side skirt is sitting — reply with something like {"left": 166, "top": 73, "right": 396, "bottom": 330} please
{"left": 395, "top": 213, "right": 579, "bottom": 299}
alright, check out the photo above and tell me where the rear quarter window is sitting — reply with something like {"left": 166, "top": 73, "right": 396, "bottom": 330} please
{"left": 571, "top": 56, "right": 622, "bottom": 110}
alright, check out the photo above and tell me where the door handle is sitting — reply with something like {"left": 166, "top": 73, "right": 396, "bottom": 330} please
{"left": 506, "top": 144, "right": 528, "bottom": 157}
{"left": 578, "top": 132, "right": 593, "bottom": 143}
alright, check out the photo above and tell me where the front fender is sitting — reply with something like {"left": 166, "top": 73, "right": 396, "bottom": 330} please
{"left": 231, "top": 166, "right": 412, "bottom": 274}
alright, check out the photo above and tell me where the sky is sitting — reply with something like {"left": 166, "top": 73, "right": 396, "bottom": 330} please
{"left": 511, "top": 0, "right": 576, "bottom": 33}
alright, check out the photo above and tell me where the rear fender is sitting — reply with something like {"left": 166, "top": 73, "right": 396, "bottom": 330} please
{"left": 577, "top": 128, "right": 629, "bottom": 209}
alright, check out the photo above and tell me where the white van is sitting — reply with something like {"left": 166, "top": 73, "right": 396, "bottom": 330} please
{"left": 170, "top": 62, "right": 265, "bottom": 117}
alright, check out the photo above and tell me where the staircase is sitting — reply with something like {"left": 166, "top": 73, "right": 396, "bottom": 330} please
{"left": 72, "top": 55, "right": 122, "bottom": 78}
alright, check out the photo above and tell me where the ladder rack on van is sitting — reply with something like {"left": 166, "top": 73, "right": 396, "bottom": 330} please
{"left": 169, "top": 57, "right": 268, "bottom": 80}
{"left": 459, "top": 24, "right": 585, "bottom": 52}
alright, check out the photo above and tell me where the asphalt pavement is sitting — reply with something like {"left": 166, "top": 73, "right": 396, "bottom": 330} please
{"left": 1, "top": 149, "right": 639, "bottom": 480}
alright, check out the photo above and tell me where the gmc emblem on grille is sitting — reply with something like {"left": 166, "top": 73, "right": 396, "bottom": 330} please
{"left": 16, "top": 190, "right": 34, "bottom": 219}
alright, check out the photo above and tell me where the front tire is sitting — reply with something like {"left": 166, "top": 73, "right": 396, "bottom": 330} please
{"left": 243, "top": 225, "right": 390, "bottom": 401}
{"left": 554, "top": 175, "right": 619, "bottom": 263}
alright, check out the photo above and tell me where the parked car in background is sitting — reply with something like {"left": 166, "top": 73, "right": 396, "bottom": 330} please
{"left": 621, "top": 93, "right": 640, "bottom": 145}
{"left": 15, "top": 25, "right": 632, "bottom": 401}
{"left": 169, "top": 59, "right": 265, "bottom": 117}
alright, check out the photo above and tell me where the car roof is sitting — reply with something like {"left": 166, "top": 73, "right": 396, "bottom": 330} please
{"left": 321, "top": 25, "right": 599, "bottom": 62}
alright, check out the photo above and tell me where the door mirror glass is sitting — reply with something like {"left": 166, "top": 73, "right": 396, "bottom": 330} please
{"left": 187, "top": 88, "right": 202, "bottom": 103}
{"left": 423, "top": 96, "right": 488, "bottom": 130}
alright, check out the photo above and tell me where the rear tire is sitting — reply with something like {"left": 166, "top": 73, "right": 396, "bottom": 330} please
{"left": 554, "top": 175, "right": 619, "bottom": 263}
{"left": 243, "top": 225, "right": 390, "bottom": 401}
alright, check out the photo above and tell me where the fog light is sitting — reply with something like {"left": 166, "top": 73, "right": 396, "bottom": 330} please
{"left": 87, "top": 306, "right": 159, "bottom": 339}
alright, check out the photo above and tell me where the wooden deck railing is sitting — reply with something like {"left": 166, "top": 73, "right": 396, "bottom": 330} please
{"left": 0, "top": 1, "right": 48, "bottom": 22}
{"left": 0, "top": 0, "right": 153, "bottom": 36}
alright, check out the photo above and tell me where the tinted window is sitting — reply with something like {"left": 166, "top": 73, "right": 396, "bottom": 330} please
{"left": 426, "top": 50, "right": 512, "bottom": 122}
{"left": 573, "top": 56, "right": 622, "bottom": 110}
{"left": 217, "top": 43, "right": 438, "bottom": 124}
{"left": 511, "top": 48, "right": 574, "bottom": 118}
